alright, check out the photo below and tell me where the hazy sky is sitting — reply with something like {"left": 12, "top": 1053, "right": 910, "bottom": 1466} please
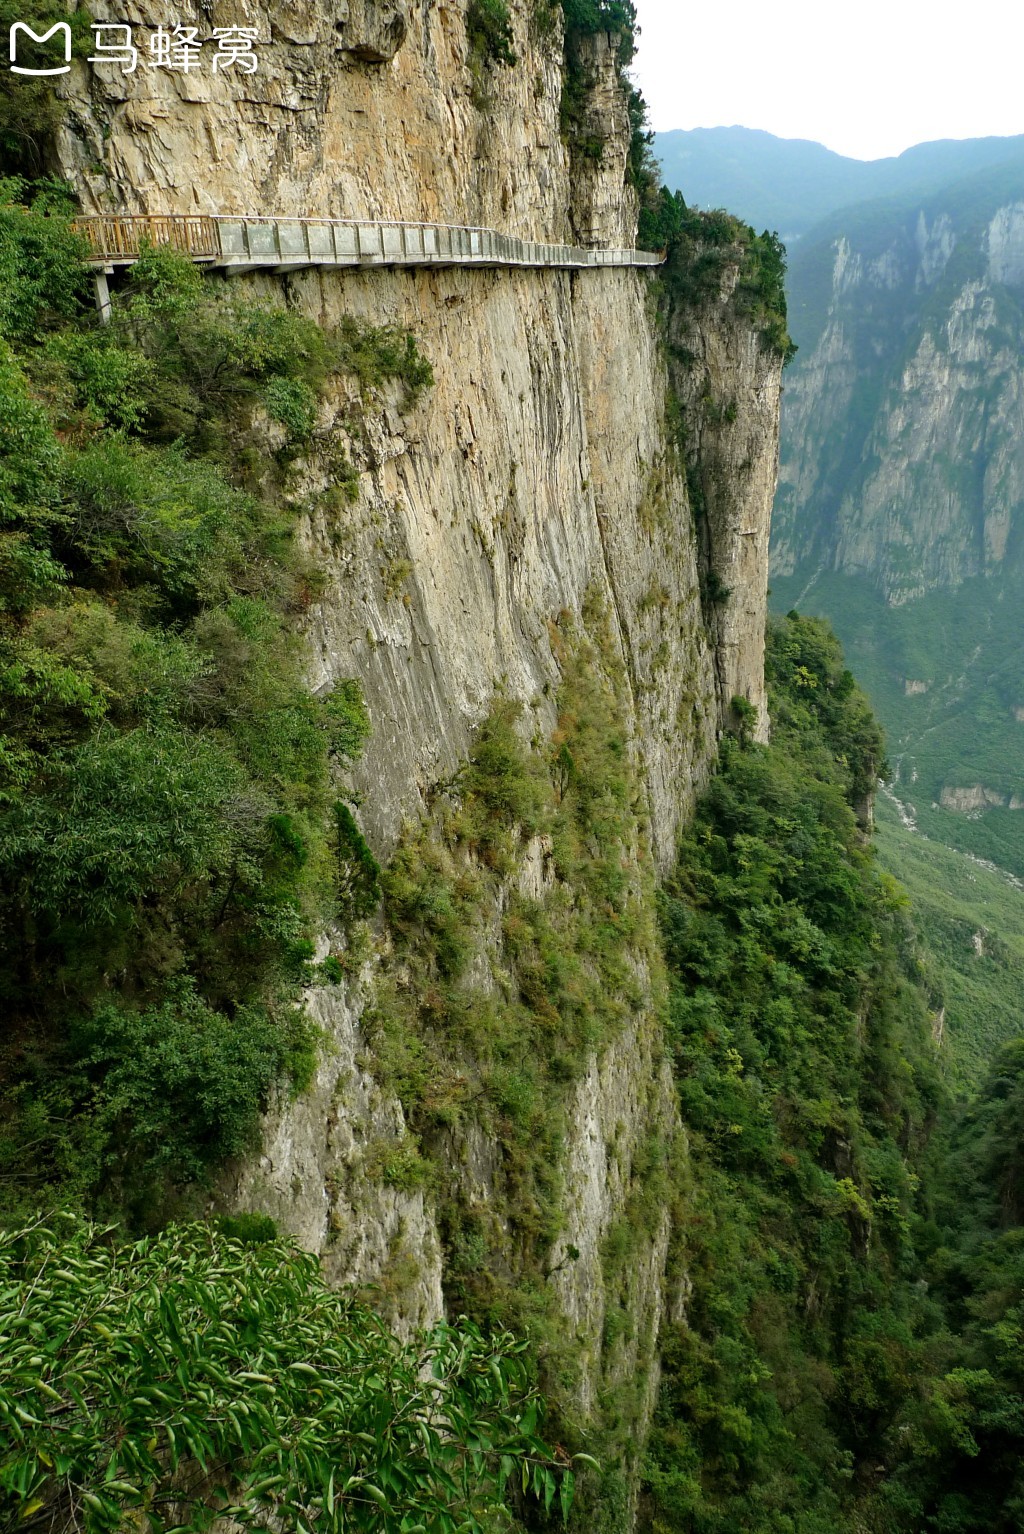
{"left": 632, "top": 0, "right": 1024, "bottom": 161}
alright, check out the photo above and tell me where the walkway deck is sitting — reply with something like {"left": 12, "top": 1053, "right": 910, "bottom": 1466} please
{"left": 73, "top": 213, "right": 664, "bottom": 275}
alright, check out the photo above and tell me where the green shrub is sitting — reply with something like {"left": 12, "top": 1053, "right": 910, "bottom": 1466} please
{"left": 0, "top": 724, "right": 247, "bottom": 920}
{"left": 323, "top": 677, "right": 371, "bottom": 759}
{"left": 0, "top": 336, "right": 62, "bottom": 513}
{"left": 263, "top": 375, "right": 318, "bottom": 439}
{"left": 0, "top": 178, "right": 88, "bottom": 334}
{"left": 40, "top": 329, "right": 155, "bottom": 430}
{"left": 0, "top": 197, "right": 388, "bottom": 1220}
{"left": 331, "top": 314, "right": 434, "bottom": 403}
{"left": 730, "top": 692, "right": 758, "bottom": 746}
{"left": 334, "top": 801, "right": 382, "bottom": 920}
{"left": 0, "top": 7, "right": 92, "bottom": 173}
{"left": 560, "top": 0, "right": 636, "bottom": 32}
{"left": 0, "top": 1215, "right": 577, "bottom": 1534}
{"left": 214, "top": 1209, "right": 279, "bottom": 1242}
{"left": 71, "top": 980, "right": 308, "bottom": 1185}
{"left": 467, "top": 0, "right": 517, "bottom": 67}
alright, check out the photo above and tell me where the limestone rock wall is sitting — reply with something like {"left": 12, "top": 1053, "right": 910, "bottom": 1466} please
{"left": 774, "top": 199, "right": 1024, "bottom": 603}
{"left": 58, "top": 0, "right": 631, "bottom": 244}
{"left": 52, "top": 0, "right": 782, "bottom": 1510}
{"left": 670, "top": 264, "right": 782, "bottom": 742}
{"left": 224, "top": 950, "right": 445, "bottom": 1332}
{"left": 284, "top": 260, "right": 720, "bottom": 872}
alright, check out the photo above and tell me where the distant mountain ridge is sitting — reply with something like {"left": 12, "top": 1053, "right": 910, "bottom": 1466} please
{"left": 654, "top": 125, "right": 1024, "bottom": 242}
{"left": 766, "top": 140, "right": 1024, "bottom": 882}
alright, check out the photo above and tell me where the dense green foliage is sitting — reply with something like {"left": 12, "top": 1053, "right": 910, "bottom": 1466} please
{"left": 558, "top": 0, "right": 637, "bottom": 32}
{"left": 643, "top": 614, "right": 941, "bottom": 1530}
{"left": 0, "top": 5, "right": 93, "bottom": 176}
{"left": 0, "top": 186, "right": 431, "bottom": 1220}
{"left": 0, "top": 1215, "right": 577, "bottom": 1534}
{"left": 859, "top": 1040, "right": 1024, "bottom": 1531}
{"left": 637, "top": 615, "right": 1024, "bottom": 1532}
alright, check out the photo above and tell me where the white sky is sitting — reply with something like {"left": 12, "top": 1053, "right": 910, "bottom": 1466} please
{"left": 632, "top": 0, "right": 1024, "bottom": 161}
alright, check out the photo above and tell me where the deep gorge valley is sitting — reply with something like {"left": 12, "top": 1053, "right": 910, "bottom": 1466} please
{"left": 1, "top": 7, "right": 1023, "bottom": 1533}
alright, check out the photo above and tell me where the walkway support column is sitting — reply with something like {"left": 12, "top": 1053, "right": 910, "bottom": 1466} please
{"left": 94, "top": 270, "right": 112, "bottom": 324}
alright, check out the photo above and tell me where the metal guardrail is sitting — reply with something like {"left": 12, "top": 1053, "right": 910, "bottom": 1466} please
{"left": 73, "top": 214, "right": 664, "bottom": 271}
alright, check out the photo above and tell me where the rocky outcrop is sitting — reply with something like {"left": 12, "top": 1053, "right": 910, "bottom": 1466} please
{"left": 337, "top": 0, "right": 409, "bottom": 64}
{"left": 939, "top": 785, "right": 1024, "bottom": 813}
{"left": 564, "top": 28, "right": 640, "bottom": 246}
{"left": 669, "top": 262, "right": 782, "bottom": 742}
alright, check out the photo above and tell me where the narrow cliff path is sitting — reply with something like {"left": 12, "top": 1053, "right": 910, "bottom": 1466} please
{"left": 75, "top": 212, "right": 663, "bottom": 299}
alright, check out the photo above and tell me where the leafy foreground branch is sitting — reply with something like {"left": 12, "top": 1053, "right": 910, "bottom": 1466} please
{"left": 0, "top": 1216, "right": 580, "bottom": 1534}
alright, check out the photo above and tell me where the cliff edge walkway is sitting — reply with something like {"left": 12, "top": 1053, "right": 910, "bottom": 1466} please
{"left": 75, "top": 212, "right": 664, "bottom": 318}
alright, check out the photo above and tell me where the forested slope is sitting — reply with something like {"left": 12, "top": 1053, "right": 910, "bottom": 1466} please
{"left": 642, "top": 617, "right": 1024, "bottom": 1534}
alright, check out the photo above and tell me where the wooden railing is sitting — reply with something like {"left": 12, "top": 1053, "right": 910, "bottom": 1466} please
{"left": 72, "top": 213, "right": 664, "bottom": 271}
{"left": 74, "top": 214, "right": 219, "bottom": 261}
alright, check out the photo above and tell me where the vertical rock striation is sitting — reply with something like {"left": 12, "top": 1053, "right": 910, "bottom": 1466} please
{"left": 52, "top": 1, "right": 782, "bottom": 1512}
{"left": 774, "top": 185, "right": 1024, "bottom": 603}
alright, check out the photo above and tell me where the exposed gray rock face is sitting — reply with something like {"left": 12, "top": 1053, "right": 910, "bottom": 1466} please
{"left": 54, "top": 1, "right": 782, "bottom": 1510}
{"left": 224, "top": 952, "right": 444, "bottom": 1333}
{"left": 939, "top": 785, "right": 1024, "bottom": 813}
{"left": 987, "top": 202, "right": 1024, "bottom": 286}
{"left": 670, "top": 263, "right": 782, "bottom": 742}
{"left": 233, "top": 256, "right": 721, "bottom": 1430}
{"left": 551, "top": 1012, "right": 676, "bottom": 1402}
{"left": 915, "top": 210, "right": 955, "bottom": 288}
{"left": 337, "top": 0, "right": 408, "bottom": 63}
{"left": 774, "top": 191, "right": 1024, "bottom": 603}
{"left": 57, "top": 0, "right": 632, "bottom": 245}
{"left": 284, "top": 260, "right": 720, "bottom": 872}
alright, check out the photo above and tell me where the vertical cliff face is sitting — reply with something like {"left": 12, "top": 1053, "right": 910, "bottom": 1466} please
{"left": 52, "top": 0, "right": 782, "bottom": 1509}
{"left": 669, "top": 265, "right": 782, "bottom": 744}
{"left": 58, "top": 0, "right": 631, "bottom": 244}
{"left": 774, "top": 178, "right": 1024, "bottom": 601}
{"left": 287, "top": 259, "right": 721, "bottom": 872}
